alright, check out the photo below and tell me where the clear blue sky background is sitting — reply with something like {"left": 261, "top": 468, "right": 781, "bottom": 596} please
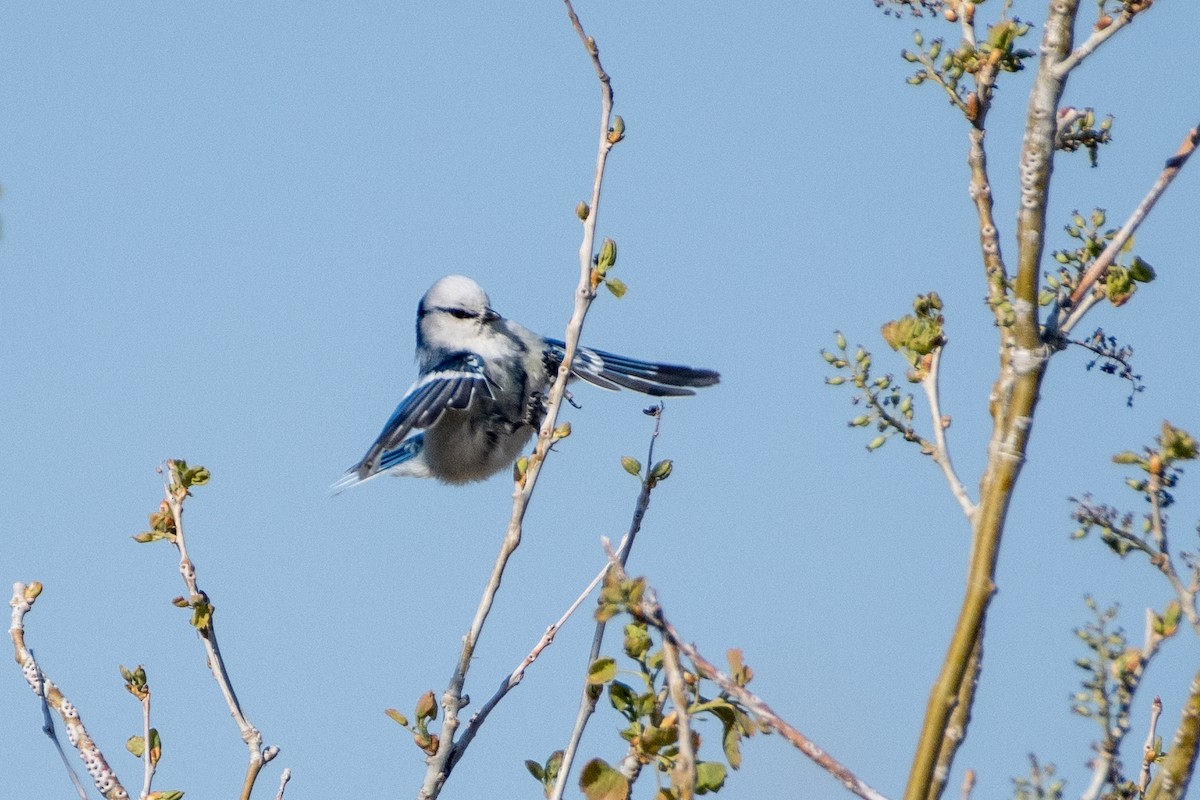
{"left": 3, "top": 3, "right": 1199, "bottom": 799}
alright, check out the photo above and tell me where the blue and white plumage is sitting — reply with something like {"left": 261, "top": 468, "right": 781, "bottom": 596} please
{"left": 332, "top": 275, "right": 719, "bottom": 491}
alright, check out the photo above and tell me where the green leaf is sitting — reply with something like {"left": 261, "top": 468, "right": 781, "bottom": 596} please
{"left": 147, "top": 792, "right": 185, "bottom": 800}
{"left": 609, "top": 681, "right": 638, "bottom": 720}
{"left": 695, "top": 761, "right": 728, "bottom": 794}
{"left": 723, "top": 723, "right": 743, "bottom": 769}
{"left": 1129, "top": 256, "right": 1155, "bottom": 282}
{"left": 605, "top": 278, "right": 628, "bottom": 298}
{"left": 587, "top": 656, "right": 617, "bottom": 685}
{"left": 623, "top": 623, "right": 652, "bottom": 660}
{"left": 385, "top": 708, "right": 409, "bottom": 727}
{"left": 621, "top": 456, "right": 642, "bottom": 477}
{"left": 580, "top": 758, "right": 630, "bottom": 800}
{"left": 126, "top": 735, "right": 146, "bottom": 758}
{"left": 525, "top": 760, "right": 544, "bottom": 781}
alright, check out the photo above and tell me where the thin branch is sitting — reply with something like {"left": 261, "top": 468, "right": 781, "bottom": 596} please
{"left": 139, "top": 689, "right": 154, "bottom": 800}
{"left": 549, "top": 406, "right": 664, "bottom": 800}
{"left": 662, "top": 634, "right": 696, "bottom": 800}
{"left": 10, "top": 582, "right": 130, "bottom": 800}
{"left": 161, "top": 463, "right": 277, "bottom": 800}
{"left": 1141, "top": 696, "right": 1163, "bottom": 796}
{"left": 448, "top": 530, "right": 632, "bottom": 770}
{"left": 1053, "top": 5, "right": 1147, "bottom": 78}
{"left": 920, "top": 347, "right": 977, "bottom": 520}
{"left": 418, "top": 5, "right": 616, "bottom": 795}
{"left": 1059, "top": 125, "right": 1200, "bottom": 335}
{"left": 637, "top": 593, "right": 890, "bottom": 800}
{"left": 274, "top": 768, "right": 292, "bottom": 800}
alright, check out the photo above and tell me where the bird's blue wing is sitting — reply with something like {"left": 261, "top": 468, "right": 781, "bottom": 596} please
{"left": 543, "top": 338, "right": 719, "bottom": 397}
{"left": 338, "top": 352, "right": 493, "bottom": 487}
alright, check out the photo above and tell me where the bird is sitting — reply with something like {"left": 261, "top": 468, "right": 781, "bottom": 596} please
{"left": 332, "top": 275, "right": 719, "bottom": 491}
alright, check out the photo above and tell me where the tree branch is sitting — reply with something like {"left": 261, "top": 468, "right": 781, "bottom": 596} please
{"left": 920, "top": 346, "right": 976, "bottom": 520}
{"left": 10, "top": 582, "right": 130, "bottom": 800}
{"left": 419, "top": 8, "right": 617, "bottom": 794}
{"left": 161, "top": 462, "right": 277, "bottom": 800}
{"left": 1059, "top": 124, "right": 1200, "bottom": 335}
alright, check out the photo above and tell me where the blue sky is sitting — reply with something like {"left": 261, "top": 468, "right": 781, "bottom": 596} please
{"left": 3, "top": 3, "right": 1200, "bottom": 799}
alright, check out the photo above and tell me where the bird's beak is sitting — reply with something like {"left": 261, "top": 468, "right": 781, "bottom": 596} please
{"left": 483, "top": 307, "right": 501, "bottom": 323}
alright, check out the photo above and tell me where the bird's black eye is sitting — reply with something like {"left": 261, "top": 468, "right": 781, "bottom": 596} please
{"left": 448, "top": 308, "right": 476, "bottom": 320}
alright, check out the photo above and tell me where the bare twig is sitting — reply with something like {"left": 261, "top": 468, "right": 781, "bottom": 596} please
{"left": 959, "top": 769, "right": 975, "bottom": 800}
{"left": 448, "top": 530, "right": 632, "bottom": 769}
{"left": 920, "top": 347, "right": 977, "bottom": 520}
{"left": 1060, "top": 125, "right": 1200, "bottom": 335}
{"left": 1141, "top": 696, "right": 1164, "bottom": 796}
{"left": 138, "top": 687, "right": 154, "bottom": 800}
{"left": 417, "top": 3, "right": 617, "bottom": 796}
{"left": 10, "top": 582, "right": 130, "bottom": 800}
{"left": 549, "top": 407, "right": 664, "bottom": 800}
{"left": 274, "top": 768, "right": 292, "bottom": 800}
{"left": 1053, "top": 5, "right": 1147, "bottom": 78}
{"left": 161, "top": 462, "right": 277, "bottom": 800}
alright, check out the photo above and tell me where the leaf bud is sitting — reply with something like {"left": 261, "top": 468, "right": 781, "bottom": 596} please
{"left": 621, "top": 456, "right": 642, "bottom": 476}
{"left": 576, "top": 201, "right": 590, "bottom": 220}
{"left": 834, "top": 331, "right": 847, "bottom": 351}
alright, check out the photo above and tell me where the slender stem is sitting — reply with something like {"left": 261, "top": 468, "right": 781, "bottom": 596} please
{"left": 921, "top": 347, "right": 976, "bottom": 520}
{"left": 448, "top": 530, "right": 632, "bottom": 770}
{"left": 1141, "top": 697, "right": 1163, "bottom": 795}
{"left": 549, "top": 407, "right": 663, "bottom": 800}
{"left": 139, "top": 692, "right": 154, "bottom": 800}
{"left": 1060, "top": 125, "right": 1200, "bottom": 335}
{"left": 162, "top": 466, "right": 275, "bottom": 800}
{"left": 274, "top": 768, "right": 292, "bottom": 800}
{"left": 417, "top": 4, "right": 616, "bottom": 796}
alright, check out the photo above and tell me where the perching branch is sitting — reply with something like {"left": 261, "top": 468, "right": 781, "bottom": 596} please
{"left": 160, "top": 461, "right": 277, "bottom": 800}
{"left": 417, "top": 2, "right": 618, "bottom": 796}
{"left": 661, "top": 622, "right": 697, "bottom": 799}
{"left": 10, "top": 582, "right": 130, "bottom": 800}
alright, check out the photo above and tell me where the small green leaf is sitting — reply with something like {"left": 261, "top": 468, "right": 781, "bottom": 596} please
{"left": 587, "top": 656, "right": 617, "bottom": 685}
{"left": 695, "top": 761, "right": 728, "bottom": 794}
{"left": 621, "top": 456, "right": 642, "bottom": 477}
{"left": 1129, "top": 256, "right": 1156, "bottom": 283}
{"left": 147, "top": 792, "right": 185, "bottom": 800}
{"left": 605, "top": 278, "right": 628, "bottom": 298}
{"left": 127, "top": 735, "right": 146, "bottom": 758}
{"left": 580, "top": 758, "right": 630, "bottom": 800}
{"left": 525, "top": 760, "right": 544, "bottom": 780}
{"left": 385, "top": 708, "right": 409, "bottom": 727}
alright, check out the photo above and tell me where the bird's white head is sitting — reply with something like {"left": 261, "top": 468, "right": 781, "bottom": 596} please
{"left": 417, "top": 275, "right": 501, "bottom": 351}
